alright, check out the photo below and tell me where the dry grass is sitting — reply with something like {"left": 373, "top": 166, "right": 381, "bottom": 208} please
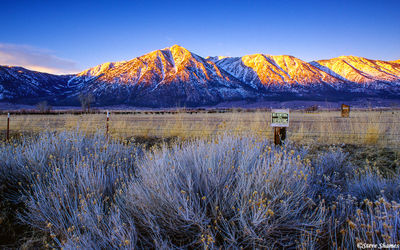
{"left": 0, "top": 109, "right": 399, "bottom": 147}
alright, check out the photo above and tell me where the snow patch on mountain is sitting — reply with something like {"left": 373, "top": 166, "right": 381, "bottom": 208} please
{"left": 1, "top": 46, "right": 399, "bottom": 107}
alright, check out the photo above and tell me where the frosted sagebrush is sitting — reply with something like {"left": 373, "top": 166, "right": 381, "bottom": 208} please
{"left": 349, "top": 172, "right": 400, "bottom": 202}
{"left": 1, "top": 132, "right": 399, "bottom": 248}
{"left": 309, "top": 149, "right": 355, "bottom": 202}
{"left": 0, "top": 131, "right": 140, "bottom": 248}
{"left": 118, "top": 136, "right": 327, "bottom": 248}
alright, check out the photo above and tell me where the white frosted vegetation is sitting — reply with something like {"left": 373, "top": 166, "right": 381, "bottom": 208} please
{"left": 0, "top": 132, "right": 399, "bottom": 248}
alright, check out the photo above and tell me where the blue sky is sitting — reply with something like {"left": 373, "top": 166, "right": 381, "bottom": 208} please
{"left": 0, "top": 0, "right": 399, "bottom": 74}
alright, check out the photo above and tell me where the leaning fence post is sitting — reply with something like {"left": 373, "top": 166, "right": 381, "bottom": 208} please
{"left": 6, "top": 113, "right": 10, "bottom": 142}
{"left": 341, "top": 104, "right": 350, "bottom": 118}
{"left": 271, "top": 109, "right": 289, "bottom": 145}
{"left": 106, "top": 111, "right": 109, "bottom": 138}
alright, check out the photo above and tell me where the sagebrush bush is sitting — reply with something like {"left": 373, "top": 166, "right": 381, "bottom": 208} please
{"left": 0, "top": 132, "right": 399, "bottom": 249}
{"left": 118, "top": 136, "right": 326, "bottom": 248}
{"left": 309, "top": 149, "right": 355, "bottom": 202}
{"left": 327, "top": 195, "right": 400, "bottom": 248}
{"left": 0, "top": 131, "right": 140, "bottom": 248}
{"left": 349, "top": 172, "right": 400, "bottom": 202}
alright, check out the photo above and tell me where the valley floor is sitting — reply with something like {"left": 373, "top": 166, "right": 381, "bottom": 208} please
{"left": 1, "top": 98, "right": 400, "bottom": 111}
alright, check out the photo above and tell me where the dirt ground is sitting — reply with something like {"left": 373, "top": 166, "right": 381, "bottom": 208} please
{"left": 307, "top": 144, "right": 399, "bottom": 177}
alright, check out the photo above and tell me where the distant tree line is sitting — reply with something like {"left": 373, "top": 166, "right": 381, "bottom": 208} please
{"left": 36, "top": 101, "right": 52, "bottom": 113}
{"left": 79, "top": 93, "right": 95, "bottom": 112}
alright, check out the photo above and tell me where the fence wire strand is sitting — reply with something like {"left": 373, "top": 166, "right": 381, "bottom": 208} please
{"left": 1, "top": 113, "right": 399, "bottom": 149}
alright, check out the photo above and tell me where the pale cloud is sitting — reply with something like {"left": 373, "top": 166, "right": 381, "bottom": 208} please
{"left": 0, "top": 43, "right": 81, "bottom": 75}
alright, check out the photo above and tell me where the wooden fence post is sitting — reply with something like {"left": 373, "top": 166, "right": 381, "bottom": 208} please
{"left": 106, "top": 111, "right": 109, "bottom": 138}
{"left": 6, "top": 113, "right": 10, "bottom": 142}
{"left": 274, "top": 127, "right": 287, "bottom": 145}
{"left": 271, "top": 109, "right": 289, "bottom": 146}
{"left": 341, "top": 104, "right": 350, "bottom": 118}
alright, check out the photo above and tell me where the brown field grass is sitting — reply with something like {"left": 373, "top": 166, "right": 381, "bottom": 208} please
{"left": 0, "top": 109, "right": 399, "bottom": 148}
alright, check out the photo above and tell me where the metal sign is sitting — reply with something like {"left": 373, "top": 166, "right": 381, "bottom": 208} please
{"left": 271, "top": 109, "right": 289, "bottom": 127}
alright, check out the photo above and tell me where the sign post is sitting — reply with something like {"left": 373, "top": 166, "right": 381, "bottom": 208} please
{"left": 271, "top": 109, "right": 289, "bottom": 145}
{"left": 106, "top": 111, "right": 109, "bottom": 138}
{"left": 341, "top": 104, "right": 350, "bottom": 118}
{"left": 6, "top": 113, "right": 10, "bottom": 142}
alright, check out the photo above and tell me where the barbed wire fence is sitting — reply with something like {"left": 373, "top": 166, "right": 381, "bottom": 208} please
{"left": 1, "top": 111, "right": 400, "bottom": 149}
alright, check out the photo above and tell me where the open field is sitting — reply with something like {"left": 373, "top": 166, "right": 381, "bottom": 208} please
{"left": 1, "top": 109, "right": 399, "bottom": 148}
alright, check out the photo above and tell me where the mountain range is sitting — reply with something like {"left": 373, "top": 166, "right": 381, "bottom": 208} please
{"left": 1, "top": 45, "right": 399, "bottom": 107}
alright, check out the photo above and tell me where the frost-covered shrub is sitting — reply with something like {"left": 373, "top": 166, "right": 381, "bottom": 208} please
{"left": 118, "top": 136, "right": 327, "bottom": 248}
{"left": 1, "top": 132, "right": 399, "bottom": 249}
{"left": 349, "top": 173, "right": 400, "bottom": 202}
{"left": 327, "top": 195, "right": 400, "bottom": 248}
{"left": 309, "top": 149, "right": 355, "bottom": 202}
{"left": 0, "top": 131, "right": 139, "bottom": 195}
{"left": 0, "top": 131, "right": 141, "bottom": 248}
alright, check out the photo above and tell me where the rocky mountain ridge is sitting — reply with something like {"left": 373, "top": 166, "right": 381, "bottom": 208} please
{"left": 0, "top": 45, "right": 399, "bottom": 107}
